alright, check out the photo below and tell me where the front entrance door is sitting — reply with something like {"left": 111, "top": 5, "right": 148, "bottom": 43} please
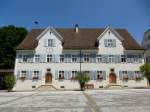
{"left": 45, "top": 73, "right": 52, "bottom": 83}
{"left": 109, "top": 73, "right": 116, "bottom": 84}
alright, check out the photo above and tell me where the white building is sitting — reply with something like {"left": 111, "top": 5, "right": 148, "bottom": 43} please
{"left": 14, "top": 25, "right": 147, "bottom": 91}
{"left": 142, "top": 29, "right": 150, "bottom": 63}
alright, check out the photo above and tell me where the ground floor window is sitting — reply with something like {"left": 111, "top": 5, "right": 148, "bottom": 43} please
{"left": 97, "top": 71, "right": 103, "bottom": 80}
{"left": 32, "top": 71, "right": 39, "bottom": 80}
{"left": 59, "top": 71, "right": 64, "bottom": 80}
{"left": 71, "top": 71, "right": 77, "bottom": 80}
{"left": 20, "top": 71, "right": 27, "bottom": 80}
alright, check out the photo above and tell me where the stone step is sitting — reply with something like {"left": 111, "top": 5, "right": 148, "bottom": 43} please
{"left": 35, "top": 85, "right": 57, "bottom": 91}
{"left": 105, "top": 84, "right": 123, "bottom": 89}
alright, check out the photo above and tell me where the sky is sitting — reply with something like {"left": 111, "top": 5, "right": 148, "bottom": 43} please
{"left": 0, "top": 0, "right": 150, "bottom": 43}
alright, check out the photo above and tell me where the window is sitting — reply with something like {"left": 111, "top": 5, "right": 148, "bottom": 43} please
{"left": 121, "top": 55, "right": 126, "bottom": 63}
{"left": 122, "top": 71, "right": 128, "bottom": 80}
{"left": 47, "top": 55, "right": 52, "bottom": 62}
{"left": 60, "top": 55, "right": 64, "bottom": 62}
{"left": 108, "top": 55, "right": 114, "bottom": 63}
{"left": 97, "top": 55, "right": 102, "bottom": 63}
{"left": 35, "top": 55, "right": 40, "bottom": 62}
{"left": 48, "top": 39, "right": 53, "bottom": 47}
{"left": 84, "top": 54, "right": 90, "bottom": 62}
{"left": 97, "top": 71, "right": 103, "bottom": 80}
{"left": 104, "top": 39, "right": 116, "bottom": 47}
{"left": 33, "top": 71, "right": 39, "bottom": 80}
{"left": 71, "top": 71, "right": 77, "bottom": 80}
{"left": 59, "top": 71, "right": 64, "bottom": 79}
{"left": 20, "top": 71, "right": 27, "bottom": 80}
{"left": 72, "top": 55, "right": 77, "bottom": 62}
{"left": 23, "top": 55, "right": 28, "bottom": 62}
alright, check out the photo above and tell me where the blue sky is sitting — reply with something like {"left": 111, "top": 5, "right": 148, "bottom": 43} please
{"left": 0, "top": 0, "right": 150, "bottom": 43}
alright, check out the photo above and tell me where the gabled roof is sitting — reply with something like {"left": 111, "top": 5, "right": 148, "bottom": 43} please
{"left": 17, "top": 27, "right": 144, "bottom": 50}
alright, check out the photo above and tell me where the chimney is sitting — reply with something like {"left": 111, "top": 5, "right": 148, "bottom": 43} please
{"left": 75, "top": 24, "right": 79, "bottom": 33}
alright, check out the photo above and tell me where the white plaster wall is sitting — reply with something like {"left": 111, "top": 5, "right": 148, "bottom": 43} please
{"left": 98, "top": 29, "right": 124, "bottom": 54}
{"left": 14, "top": 28, "right": 147, "bottom": 91}
{"left": 35, "top": 29, "right": 63, "bottom": 54}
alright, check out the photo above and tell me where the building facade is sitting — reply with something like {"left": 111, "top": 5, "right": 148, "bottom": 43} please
{"left": 142, "top": 29, "right": 150, "bottom": 63}
{"left": 14, "top": 25, "right": 147, "bottom": 91}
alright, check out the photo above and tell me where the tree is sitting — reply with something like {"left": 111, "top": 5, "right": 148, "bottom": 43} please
{"left": 140, "top": 64, "right": 150, "bottom": 86}
{"left": 4, "top": 74, "right": 15, "bottom": 92}
{"left": 76, "top": 72, "right": 90, "bottom": 91}
{"left": 0, "top": 25, "right": 28, "bottom": 69}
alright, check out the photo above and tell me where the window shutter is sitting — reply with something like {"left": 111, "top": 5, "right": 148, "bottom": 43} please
{"left": 52, "top": 55, "right": 55, "bottom": 63}
{"left": 17, "top": 71, "right": 20, "bottom": 80}
{"left": 104, "top": 39, "right": 107, "bottom": 47}
{"left": 90, "top": 53, "right": 96, "bottom": 63}
{"left": 18, "top": 54, "right": 22, "bottom": 63}
{"left": 55, "top": 70, "right": 58, "bottom": 80}
{"left": 64, "top": 71, "right": 68, "bottom": 80}
{"left": 44, "top": 39, "right": 48, "bottom": 47}
{"left": 29, "top": 71, "right": 33, "bottom": 80}
{"left": 52, "top": 39, "right": 56, "bottom": 47}
{"left": 27, "top": 71, "right": 30, "bottom": 80}
{"left": 119, "top": 71, "right": 123, "bottom": 80}
{"left": 68, "top": 71, "right": 71, "bottom": 80}
{"left": 93, "top": 71, "right": 97, "bottom": 80}
{"left": 127, "top": 71, "right": 132, "bottom": 80}
{"left": 103, "top": 71, "right": 106, "bottom": 80}
{"left": 39, "top": 71, "right": 42, "bottom": 80}
{"left": 112, "top": 39, "right": 116, "bottom": 47}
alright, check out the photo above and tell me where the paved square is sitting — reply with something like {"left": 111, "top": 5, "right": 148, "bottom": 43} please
{"left": 0, "top": 89, "right": 150, "bottom": 112}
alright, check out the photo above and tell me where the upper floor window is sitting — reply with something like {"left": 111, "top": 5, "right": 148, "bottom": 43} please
{"left": 84, "top": 54, "right": 90, "bottom": 62}
{"left": 23, "top": 55, "right": 28, "bottom": 62}
{"left": 104, "top": 39, "right": 116, "bottom": 47}
{"left": 97, "top": 55, "right": 102, "bottom": 63}
{"left": 72, "top": 55, "right": 77, "bottom": 62}
{"left": 121, "top": 55, "right": 126, "bottom": 63}
{"left": 35, "top": 55, "right": 40, "bottom": 62}
{"left": 47, "top": 55, "right": 52, "bottom": 62}
{"left": 60, "top": 55, "right": 64, "bottom": 62}
{"left": 45, "top": 39, "right": 55, "bottom": 47}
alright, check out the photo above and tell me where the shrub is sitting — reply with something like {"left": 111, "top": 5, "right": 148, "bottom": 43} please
{"left": 76, "top": 72, "right": 90, "bottom": 91}
{"left": 4, "top": 74, "right": 15, "bottom": 92}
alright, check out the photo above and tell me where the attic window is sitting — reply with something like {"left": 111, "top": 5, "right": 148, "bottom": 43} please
{"left": 50, "top": 32, "right": 51, "bottom": 34}
{"left": 108, "top": 31, "right": 111, "bottom": 35}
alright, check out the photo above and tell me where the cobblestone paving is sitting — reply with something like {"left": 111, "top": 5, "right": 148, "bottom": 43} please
{"left": 85, "top": 89, "right": 150, "bottom": 112}
{"left": 0, "top": 89, "right": 150, "bottom": 112}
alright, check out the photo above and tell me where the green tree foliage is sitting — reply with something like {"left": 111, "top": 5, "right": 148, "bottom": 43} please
{"left": 140, "top": 64, "right": 150, "bottom": 86}
{"left": 0, "top": 25, "right": 27, "bottom": 68}
{"left": 77, "top": 72, "right": 90, "bottom": 91}
{"left": 4, "top": 74, "right": 15, "bottom": 91}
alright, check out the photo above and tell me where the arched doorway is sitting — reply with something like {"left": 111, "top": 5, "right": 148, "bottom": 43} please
{"left": 109, "top": 73, "right": 116, "bottom": 84}
{"left": 45, "top": 73, "right": 52, "bottom": 84}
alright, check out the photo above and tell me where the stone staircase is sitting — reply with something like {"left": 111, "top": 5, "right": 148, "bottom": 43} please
{"left": 105, "top": 84, "right": 123, "bottom": 89}
{"left": 35, "top": 84, "right": 57, "bottom": 91}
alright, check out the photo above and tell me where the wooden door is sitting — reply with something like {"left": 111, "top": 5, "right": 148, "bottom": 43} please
{"left": 109, "top": 73, "right": 116, "bottom": 84}
{"left": 45, "top": 73, "right": 52, "bottom": 83}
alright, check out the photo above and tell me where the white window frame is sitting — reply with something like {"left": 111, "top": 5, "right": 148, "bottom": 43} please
{"left": 35, "top": 55, "right": 40, "bottom": 62}
{"left": 84, "top": 54, "right": 90, "bottom": 63}
{"left": 72, "top": 55, "right": 77, "bottom": 62}
{"left": 60, "top": 55, "right": 64, "bottom": 63}
{"left": 59, "top": 71, "right": 64, "bottom": 79}
{"left": 47, "top": 55, "right": 52, "bottom": 63}
{"left": 97, "top": 55, "right": 102, "bottom": 63}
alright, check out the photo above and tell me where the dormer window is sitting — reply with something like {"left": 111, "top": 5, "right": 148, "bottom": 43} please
{"left": 48, "top": 39, "right": 53, "bottom": 47}
{"left": 104, "top": 39, "right": 116, "bottom": 47}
